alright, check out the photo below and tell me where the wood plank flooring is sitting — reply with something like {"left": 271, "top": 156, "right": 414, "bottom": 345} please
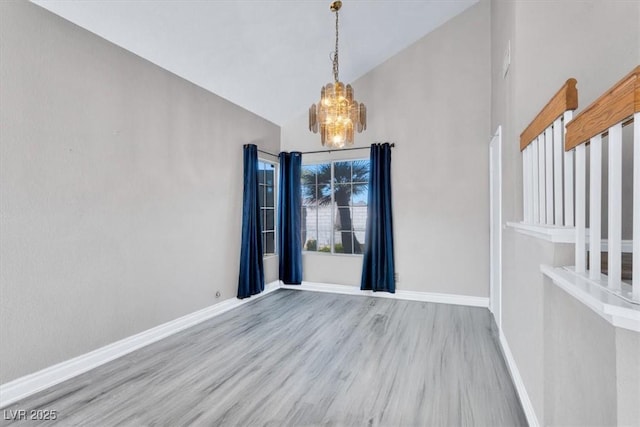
{"left": 1, "top": 290, "right": 526, "bottom": 426}
{"left": 600, "top": 252, "right": 633, "bottom": 282}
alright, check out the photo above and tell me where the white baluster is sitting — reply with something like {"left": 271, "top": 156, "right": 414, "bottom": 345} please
{"left": 564, "top": 111, "right": 574, "bottom": 226}
{"left": 634, "top": 113, "right": 640, "bottom": 301}
{"left": 523, "top": 146, "right": 529, "bottom": 222}
{"left": 533, "top": 138, "right": 540, "bottom": 224}
{"left": 545, "top": 126, "right": 554, "bottom": 224}
{"left": 529, "top": 144, "right": 535, "bottom": 223}
{"left": 589, "top": 135, "right": 602, "bottom": 280}
{"left": 608, "top": 123, "right": 622, "bottom": 291}
{"left": 553, "top": 118, "right": 564, "bottom": 225}
{"left": 539, "top": 134, "right": 546, "bottom": 224}
{"left": 575, "top": 143, "right": 586, "bottom": 273}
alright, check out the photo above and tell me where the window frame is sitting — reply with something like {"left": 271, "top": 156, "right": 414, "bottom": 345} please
{"left": 258, "top": 157, "right": 278, "bottom": 258}
{"left": 301, "top": 158, "right": 369, "bottom": 256}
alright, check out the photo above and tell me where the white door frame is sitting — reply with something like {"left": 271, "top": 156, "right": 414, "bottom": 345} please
{"left": 489, "top": 126, "right": 503, "bottom": 329}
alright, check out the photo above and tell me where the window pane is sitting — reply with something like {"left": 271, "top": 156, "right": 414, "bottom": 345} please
{"left": 334, "top": 206, "right": 353, "bottom": 231}
{"left": 351, "top": 206, "right": 367, "bottom": 230}
{"left": 334, "top": 231, "right": 354, "bottom": 254}
{"left": 266, "top": 209, "right": 274, "bottom": 231}
{"left": 317, "top": 163, "right": 332, "bottom": 184}
{"left": 302, "top": 206, "right": 318, "bottom": 232}
{"left": 352, "top": 160, "right": 370, "bottom": 183}
{"left": 265, "top": 232, "right": 275, "bottom": 254}
{"left": 352, "top": 185, "right": 368, "bottom": 205}
{"left": 317, "top": 230, "right": 331, "bottom": 252}
{"left": 259, "top": 185, "right": 265, "bottom": 207}
{"left": 354, "top": 230, "right": 366, "bottom": 252}
{"left": 333, "top": 161, "right": 351, "bottom": 183}
{"left": 302, "top": 164, "right": 317, "bottom": 185}
{"left": 334, "top": 183, "right": 351, "bottom": 206}
{"left": 303, "top": 229, "right": 317, "bottom": 251}
{"left": 302, "top": 184, "right": 317, "bottom": 206}
{"left": 317, "top": 205, "right": 332, "bottom": 236}
{"left": 319, "top": 184, "right": 331, "bottom": 202}
{"left": 258, "top": 162, "right": 266, "bottom": 184}
{"left": 265, "top": 167, "right": 274, "bottom": 186}
{"left": 265, "top": 186, "right": 274, "bottom": 207}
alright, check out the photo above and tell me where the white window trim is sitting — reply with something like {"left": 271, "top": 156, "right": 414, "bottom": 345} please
{"left": 301, "top": 158, "right": 369, "bottom": 256}
{"left": 258, "top": 157, "right": 278, "bottom": 257}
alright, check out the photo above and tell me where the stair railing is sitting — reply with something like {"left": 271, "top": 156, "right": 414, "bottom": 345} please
{"left": 565, "top": 66, "right": 639, "bottom": 303}
{"left": 520, "top": 79, "right": 578, "bottom": 227}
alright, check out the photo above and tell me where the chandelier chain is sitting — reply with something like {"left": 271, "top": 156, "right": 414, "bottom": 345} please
{"left": 333, "top": 10, "right": 339, "bottom": 82}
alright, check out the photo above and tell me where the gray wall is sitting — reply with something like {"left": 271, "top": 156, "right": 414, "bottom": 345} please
{"left": 282, "top": 0, "right": 492, "bottom": 297}
{"left": 0, "top": 0, "right": 280, "bottom": 383}
{"left": 616, "top": 328, "right": 640, "bottom": 426}
{"left": 544, "top": 281, "right": 640, "bottom": 426}
{"left": 491, "top": 0, "right": 640, "bottom": 423}
{"left": 543, "top": 280, "right": 617, "bottom": 426}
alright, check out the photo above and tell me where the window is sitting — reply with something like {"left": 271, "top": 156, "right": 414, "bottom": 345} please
{"left": 258, "top": 160, "right": 276, "bottom": 255}
{"left": 301, "top": 159, "right": 369, "bottom": 254}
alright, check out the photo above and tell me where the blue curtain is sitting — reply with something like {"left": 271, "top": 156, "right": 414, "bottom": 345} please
{"left": 278, "top": 152, "right": 303, "bottom": 284}
{"left": 237, "top": 144, "right": 264, "bottom": 299}
{"left": 361, "top": 143, "right": 396, "bottom": 293}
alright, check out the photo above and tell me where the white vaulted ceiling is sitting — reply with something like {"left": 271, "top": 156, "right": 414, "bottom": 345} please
{"left": 31, "top": 0, "right": 477, "bottom": 125}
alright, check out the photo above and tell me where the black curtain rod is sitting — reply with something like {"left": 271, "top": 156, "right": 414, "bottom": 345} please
{"left": 258, "top": 143, "right": 395, "bottom": 158}
{"left": 257, "top": 149, "right": 279, "bottom": 158}
{"left": 302, "top": 143, "right": 395, "bottom": 155}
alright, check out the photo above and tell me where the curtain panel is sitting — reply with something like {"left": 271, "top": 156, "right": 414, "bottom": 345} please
{"left": 278, "top": 151, "right": 303, "bottom": 284}
{"left": 361, "top": 143, "right": 396, "bottom": 293}
{"left": 237, "top": 144, "right": 265, "bottom": 299}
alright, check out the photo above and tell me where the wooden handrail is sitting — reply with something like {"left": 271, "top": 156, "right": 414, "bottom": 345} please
{"left": 565, "top": 66, "right": 640, "bottom": 151}
{"left": 520, "top": 78, "right": 578, "bottom": 151}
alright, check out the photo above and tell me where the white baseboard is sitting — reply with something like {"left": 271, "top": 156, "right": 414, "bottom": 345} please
{"left": 0, "top": 281, "right": 281, "bottom": 409}
{"left": 281, "top": 281, "right": 489, "bottom": 308}
{"left": 498, "top": 330, "right": 540, "bottom": 427}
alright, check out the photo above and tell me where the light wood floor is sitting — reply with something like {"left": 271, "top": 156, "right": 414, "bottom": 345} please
{"left": 2, "top": 290, "right": 526, "bottom": 426}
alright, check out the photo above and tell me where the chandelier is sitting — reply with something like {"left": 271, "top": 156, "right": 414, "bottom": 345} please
{"left": 308, "top": 0, "right": 367, "bottom": 148}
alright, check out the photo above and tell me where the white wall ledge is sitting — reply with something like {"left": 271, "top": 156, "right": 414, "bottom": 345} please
{"left": 541, "top": 265, "right": 640, "bottom": 332}
{"left": 508, "top": 222, "right": 633, "bottom": 253}
{"left": 507, "top": 222, "right": 575, "bottom": 243}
